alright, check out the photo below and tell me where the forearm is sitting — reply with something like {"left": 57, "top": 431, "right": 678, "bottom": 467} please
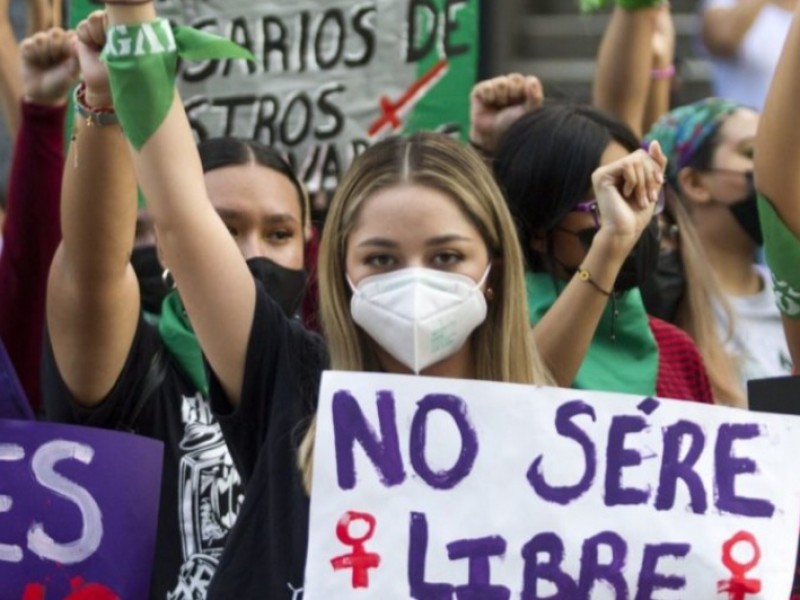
{"left": 533, "top": 234, "right": 629, "bottom": 387}
{"left": 594, "top": 6, "right": 659, "bottom": 138}
{"left": 754, "top": 0, "right": 800, "bottom": 237}
{"left": 702, "top": 0, "right": 770, "bottom": 56}
{"left": 0, "top": 21, "right": 22, "bottom": 138}
{"left": 781, "top": 315, "right": 800, "bottom": 373}
{"left": 106, "top": 2, "right": 255, "bottom": 404}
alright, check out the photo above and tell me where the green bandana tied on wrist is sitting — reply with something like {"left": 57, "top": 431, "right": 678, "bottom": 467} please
{"left": 102, "top": 19, "right": 254, "bottom": 150}
{"left": 158, "top": 290, "right": 208, "bottom": 396}
{"left": 580, "top": 0, "right": 664, "bottom": 13}
{"left": 526, "top": 272, "right": 659, "bottom": 395}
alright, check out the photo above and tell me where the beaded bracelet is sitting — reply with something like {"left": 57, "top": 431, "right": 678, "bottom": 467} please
{"left": 73, "top": 81, "right": 118, "bottom": 127}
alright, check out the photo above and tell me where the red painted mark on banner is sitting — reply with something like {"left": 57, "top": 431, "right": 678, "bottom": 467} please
{"left": 330, "top": 511, "right": 381, "bottom": 589}
{"left": 717, "top": 531, "right": 762, "bottom": 599}
{"left": 21, "top": 577, "right": 119, "bottom": 600}
{"left": 368, "top": 60, "right": 449, "bottom": 137}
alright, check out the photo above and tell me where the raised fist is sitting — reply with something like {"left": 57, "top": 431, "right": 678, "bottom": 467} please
{"left": 469, "top": 73, "right": 544, "bottom": 154}
{"left": 20, "top": 27, "right": 80, "bottom": 106}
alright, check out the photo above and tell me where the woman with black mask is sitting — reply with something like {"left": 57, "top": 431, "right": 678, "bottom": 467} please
{"left": 490, "top": 102, "right": 713, "bottom": 403}
{"left": 646, "top": 99, "right": 792, "bottom": 384}
{"left": 43, "top": 13, "right": 308, "bottom": 599}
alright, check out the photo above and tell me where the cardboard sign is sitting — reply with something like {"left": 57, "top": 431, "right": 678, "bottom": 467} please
{"left": 0, "top": 420, "right": 163, "bottom": 599}
{"left": 305, "top": 371, "right": 800, "bottom": 599}
{"left": 151, "top": 0, "right": 479, "bottom": 194}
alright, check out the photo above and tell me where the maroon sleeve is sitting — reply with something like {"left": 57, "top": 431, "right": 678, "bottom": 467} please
{"left": 649, "top": 317, "right": 714, "bottom": 405}
{"left": 0, "top": 101, "right": 65, "bottom": 413}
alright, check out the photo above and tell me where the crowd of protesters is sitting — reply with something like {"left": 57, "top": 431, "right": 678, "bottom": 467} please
{"left": 1, "top": 0, "right": 799, "bottom": 597}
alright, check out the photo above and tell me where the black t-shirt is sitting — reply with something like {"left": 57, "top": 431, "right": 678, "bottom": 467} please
{"left": 42, "top": 317, "right": 245, "bottom": 600}
{"left": 206, "top": 283, "right": 327, "bottom": 600}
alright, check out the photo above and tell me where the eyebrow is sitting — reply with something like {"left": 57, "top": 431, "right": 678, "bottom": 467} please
{"left": 357, "top": 234, "right": 474, "bottom": 248}
{"left": 215, "top": 208, "right": 299, "bottom": 225}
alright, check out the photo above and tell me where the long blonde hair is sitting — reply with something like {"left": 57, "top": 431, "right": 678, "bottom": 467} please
{"left": 667, "top": 192, "right": 746, "bottom": 408}
{"left": 298, "top": 133, "right": 552, "bottom": 491}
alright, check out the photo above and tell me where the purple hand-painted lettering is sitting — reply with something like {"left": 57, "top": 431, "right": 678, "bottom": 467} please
{"left": 520, "top": 533, "right": 578, "bottom": 599}
{"left": 527, "top": 401, "right": 596, "bottom": 505}
{"left": 634, "top": 543, "right": 690, "bottom": 600}
{"left": 605, "top": 416, "right": 650, "bottom": 507}
{"left": 655, "top": 420, "right": 707, "bottom": 514}
{"left": 408, "top": 512, "right": 454, "bottom": 600}
{"left": 715, "top": 424, "right": 774, "bottom": 518}
{"left": 409, "top": 395, "right": 478, "bottom": 490}
{"left": 332, "top": 390, "right": 405, "bottom": 490}
{"left": 447, "top": 536, "right": 510, "bottom": 600}
{"left": 578, "top": 531, "right": 628, "bottom": 598}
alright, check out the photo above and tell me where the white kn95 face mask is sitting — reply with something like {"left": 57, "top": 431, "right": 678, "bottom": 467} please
{"left": 349, "top": 266, "right": 491, "bottom": 373}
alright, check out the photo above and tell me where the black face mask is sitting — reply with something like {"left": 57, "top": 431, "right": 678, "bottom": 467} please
{"left": 639, "top": 249, "right": 686, "bottom": 323}
{"left": 614, "top": 219, "right": 661, "bottom": 292}
{"left": 728, "top": 172, "right": 763, "bottom": 246}
{"left": 131, "top": 245, "right": 169, "bottom": 315}
{"left": 246, "top": 257, "right": 308, "bottom": 318}
{"left": 558, "top": 219, "right": 661, "bottom": 293}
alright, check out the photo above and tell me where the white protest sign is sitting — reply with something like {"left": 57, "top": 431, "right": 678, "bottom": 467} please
{"left": 304, "top": 371, "right": 800, "bottom": 599}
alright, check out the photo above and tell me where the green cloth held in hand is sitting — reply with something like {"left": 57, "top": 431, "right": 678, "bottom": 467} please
{"left": 158, "top": 290, "right": 208, "bottom": 396}
{"left": 102, "top": 19, "right": 254, "bottom": 150}
{"left": 526, "top": 271, "right": 660, "bottom": 395}
{"left": 758, "top": 195, "right": 800, "bottom": 320}
{"left": 580, "top": 0, "right": 664, "bottom": 13}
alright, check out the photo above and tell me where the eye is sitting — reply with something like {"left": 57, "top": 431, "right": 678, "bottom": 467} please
{"left": 265, "top": 229, "right": 294, "bottom": 243}
{"left": 225, "top": 224, "right": 240, "bottom": 237}
{"left": 365, "top": 254, "right": 397, "bottom": 268}
{"left": 431, "top": 251, "right": 464, "bottom": 267}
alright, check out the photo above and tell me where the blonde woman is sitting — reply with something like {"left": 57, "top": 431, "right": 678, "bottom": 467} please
{"left": 96, "top": 1, "right": 665, "bottom": 596}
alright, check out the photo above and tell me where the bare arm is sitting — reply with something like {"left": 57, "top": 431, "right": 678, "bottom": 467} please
{"left": 593, "top": 5, "right": 660, "bottom": 139}
{"left": 104, "top": 2, "right": 254, "bottom": 405}
{"left": 46, "top": 13, "right": 140, "bottom": 406}
{"left": 702, "top": 0, "right": 771, "bottom": 56}
{"left": 643, "top": 6, "right": 675, "bottom": 132}
{"left": 754, "top": 0, "right": 800, "bottom": 237}
{"left": 534, "top": 144, "right": 668, "bottom": 386}
{"left": 0, "top": 0, "right": 22, "bottom": 138}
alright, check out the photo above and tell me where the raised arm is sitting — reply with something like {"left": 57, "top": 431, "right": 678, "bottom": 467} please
{"left": 593, "top": 4, "right": 661, "bottom": 138}
{"left": 702, "top": 0, "right": 771, "bottom": 57}
{"left": 754, "top": 0, "right": 800, "bottom": 237}
{"left": 532, "top": 144, "right": 668, "bottom": 387}
{"left": 0, "top": 26, "right": 76, "bottom": 412}
{"left": 46, "top": 13, "right": 140, "bottom": 406}
{"left": 754, "top": 0, "right": 800, "bottom": 367}
{"left": 643, "top": 6, "right": 675, "bottom": 132}
{"left": 0, "top": 0, "right": 22, "bottom": 138}
{"left": 102, "top": 1, "right": 255, "bottom": 405}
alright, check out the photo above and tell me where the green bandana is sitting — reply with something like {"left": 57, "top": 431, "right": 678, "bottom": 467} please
{"left": 580, "top": 0, "right": 664, "bottom": 13}
{"left": 158, "top": 290, "right": 208, "bottom": 395}
{"left": 526, "top": 271, "right": 659, "bottom": 395}
{"left": 102, "top": 19, "right": 254, "bottom": 150}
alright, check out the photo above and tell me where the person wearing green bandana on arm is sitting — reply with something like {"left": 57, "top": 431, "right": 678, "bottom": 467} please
{"left": 42, "top": 12, "right": 310, "bottom": 599}
{"left": 754, "top": 0, "right": 800, "bottom": 374}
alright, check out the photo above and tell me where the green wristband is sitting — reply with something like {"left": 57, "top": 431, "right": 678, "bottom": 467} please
{"left": 579, "top": 0, "right": 664, "bottom": 13}
{"left": 102, "top": 19, "right": 254, "bottom": 150}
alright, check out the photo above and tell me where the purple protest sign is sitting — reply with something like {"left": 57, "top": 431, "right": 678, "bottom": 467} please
{"left": 0, "top": 419, "right": 163, "bottom": 599}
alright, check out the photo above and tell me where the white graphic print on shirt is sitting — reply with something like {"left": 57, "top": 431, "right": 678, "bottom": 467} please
{"left": 167, "top": 394, "right": 244, "bottom": 600}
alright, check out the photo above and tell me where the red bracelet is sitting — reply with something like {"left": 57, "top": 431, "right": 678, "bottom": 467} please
{"left": 651, "top": 65, "right": 676, "bottom": 81}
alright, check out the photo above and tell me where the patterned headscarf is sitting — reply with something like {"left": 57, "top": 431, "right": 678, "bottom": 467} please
{"left": 645, "top": 98, "right": 742, "bottom": 189}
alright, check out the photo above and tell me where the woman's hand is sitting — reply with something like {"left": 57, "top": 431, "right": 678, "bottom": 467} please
{"left": 20, "top": 27, "right": 79, "bottom": 107}
{"left": 591, "top": 141, "right": 667, "bottom": 251}
{"left": 469, "top": 73, "right": 543, "bottom": 154}
{"left": 75, "top": 11, "right": 113, "bottom": 108}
